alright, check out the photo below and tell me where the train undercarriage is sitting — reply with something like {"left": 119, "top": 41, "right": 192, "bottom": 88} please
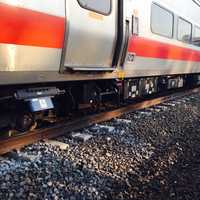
{"left": 0, "top": 74, "right": 200, "bottom": 133}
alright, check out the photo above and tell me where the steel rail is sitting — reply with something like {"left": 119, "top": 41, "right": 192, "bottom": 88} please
{"left": 0, "top": 87, "right": 199, "bottom": 155}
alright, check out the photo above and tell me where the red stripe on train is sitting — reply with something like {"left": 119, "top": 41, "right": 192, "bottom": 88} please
{"left": 0, "top": 3, "right": 65, "bottom": 48}
{"left": 128, "top": 36, "right": 200, "bottom": 62}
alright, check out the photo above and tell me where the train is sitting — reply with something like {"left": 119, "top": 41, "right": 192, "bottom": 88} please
{"left": 0, "top": 0, "right": 200, "bottom": 132}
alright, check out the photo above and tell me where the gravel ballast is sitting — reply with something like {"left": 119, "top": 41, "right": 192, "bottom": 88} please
{"left": 0, "top": 93, "right": 200, "bottom": 200}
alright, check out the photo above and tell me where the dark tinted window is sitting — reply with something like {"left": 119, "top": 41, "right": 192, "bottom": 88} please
{"left": 151, "top": 3, "right": 174, "bottom": 38}
{"left": 78, "top": 0, "right": 111, "bottom": 15}
{"left": 192, "top": 26, "right": 200, "bottom": 46}
{"left": 177, "top": 18, "right": 192, "bottom": 43}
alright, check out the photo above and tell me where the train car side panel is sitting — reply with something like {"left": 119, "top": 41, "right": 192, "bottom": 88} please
{"left": 0, "top": 0, "right": 65, "bottom": 72}
{"left": 124, "top": 0, "right": 200, "bottom": 77}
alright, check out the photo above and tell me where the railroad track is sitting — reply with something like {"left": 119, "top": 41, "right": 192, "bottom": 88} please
{"left": 0, "top": 87, "right": 199, "bottom": 155}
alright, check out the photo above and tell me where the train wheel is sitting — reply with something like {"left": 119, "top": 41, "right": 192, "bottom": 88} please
{"left": 15, "top": 113, "right": 36, "bottom": 132}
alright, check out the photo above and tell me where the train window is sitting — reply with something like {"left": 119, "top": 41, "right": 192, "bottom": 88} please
{"left": 177, "top": 18, "right": 192, "bottom": 43}
{"left": 192, "top": 26, "right": 200, "bottom": 47}
{"left": 151, "top": 3, "right": 174, "bottom": 38}
{"left": 77, "top": 0, "right": 111, "bottom": 15}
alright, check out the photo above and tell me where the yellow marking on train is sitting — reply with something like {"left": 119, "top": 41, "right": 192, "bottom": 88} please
{"left": 89, "top": 12, "right": 104, "bottom": 20}
{"left": 117, "top": 70, "right": 125, "bottom": 80}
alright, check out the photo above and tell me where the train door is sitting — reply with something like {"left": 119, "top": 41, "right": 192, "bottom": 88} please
{"left": 112, "top": 0, "right": 135, "bottom": 68}
{"left": 61, "top": 0, "right": 118, "bottom": 72}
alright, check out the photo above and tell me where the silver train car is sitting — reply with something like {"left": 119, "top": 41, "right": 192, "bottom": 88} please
{"left": 0, "top": 0, "right": 200, "bottom": 131}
